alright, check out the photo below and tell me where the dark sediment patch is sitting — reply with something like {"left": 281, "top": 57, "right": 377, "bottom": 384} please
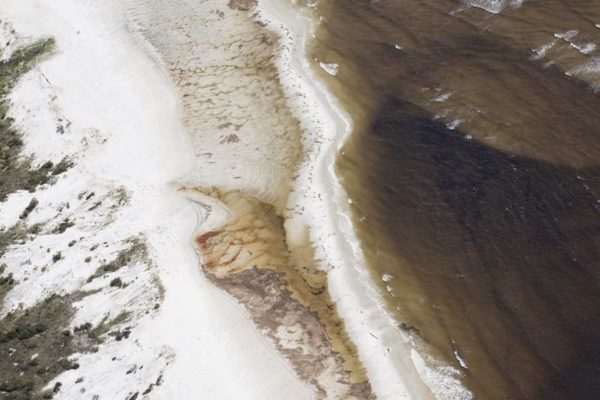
{"left": 194, "top": 189, "right": 373, "bottom": 399}
{"left": 213, "top": 267, "right": 371, "bottom": 399}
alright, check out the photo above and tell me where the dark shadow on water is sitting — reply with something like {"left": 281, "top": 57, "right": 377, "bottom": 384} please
{"left": 342, "top": 97, "right": 600, "bottom": 399}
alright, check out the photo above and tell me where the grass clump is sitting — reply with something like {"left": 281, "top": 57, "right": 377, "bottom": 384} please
{"left": 0, "top": 221, "right": 44, "bottom": 305}
{"left": 0, "top": 223, "right": 28, "bottom": 258}
{"left": 19, "top": 197, "right": 38, "bottom": 219}
{"left": 0, "top": 220, "right": 43, "bottom": 256}
{"left": 87, "top": 238, "right": 148, "bottom": 283}
{"left": 0, "top": 260, "right": 17, "bottom": 308}
{"left": 51, "top": 252, "right": 61, "bottom": 263}
{"left": 109, "top": 277, "right": 123, "bottom": 288}
{"left": 0, "top": 38, "right": 55, "bottom": 96}
{"left": 52, "top": 218, "right": 74, "bottom": 234}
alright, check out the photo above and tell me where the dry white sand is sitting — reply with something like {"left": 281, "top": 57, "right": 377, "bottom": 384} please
{"left": 0, "top": 0, "right": 311, "bottom": 398}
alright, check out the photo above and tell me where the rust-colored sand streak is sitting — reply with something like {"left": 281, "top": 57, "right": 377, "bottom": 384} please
{"left": 193, "top": 189, "right": 373, "bottom": 399}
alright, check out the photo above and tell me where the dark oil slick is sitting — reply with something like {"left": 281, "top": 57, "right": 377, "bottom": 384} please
{"left": 308, "top": 0, "right": 600, "bottom": 398}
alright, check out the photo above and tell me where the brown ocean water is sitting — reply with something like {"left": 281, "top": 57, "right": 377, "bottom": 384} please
{"left": 307, "top": 1, "right": 600, "bottom": 398}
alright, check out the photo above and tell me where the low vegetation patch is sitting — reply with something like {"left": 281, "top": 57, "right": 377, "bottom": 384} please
{"left": 19, "top": 197, "right": 38, "bottom": 219}
{"left": 87, "top": 238, "right": 148, "bottom": 283}
{"left": 0, "top": 221, "right": 41, "bottom": 263}
{"left": 52, "top": 218, "right": 75, "bottom": 234}
{"left": 109, "top": 277, "right": 123, "bottom": 288}
{"left": 0, "top": 263, "right": 16, "bottom": 312}
{"left": 0, "top": 37, "right": 73, "bottom": 202}
{"left": 0, "top": 36, "right": 96, "bottom": 399}
{"left": 0, "top": 294, "right": 85, "bottom": 399}
{"left": 0, "top": 292, "right": 133, "bottom": 399}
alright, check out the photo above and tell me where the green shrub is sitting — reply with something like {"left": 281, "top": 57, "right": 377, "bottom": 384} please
{"left": 19, "top": 198, "right": 38, "bottom": 219}
{"left": 53, "top": 219, "right": 75, "bottom": 234}
{"left": 109, "top": 277, "right": 123, "bottom": 288}
{"left": 51, "top": 252, "right": 62, "bottom": 263}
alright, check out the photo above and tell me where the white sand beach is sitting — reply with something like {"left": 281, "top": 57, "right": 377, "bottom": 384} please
{"left": 0, "top": 0, "right": 463, "bottom": 398}
{"left": 0, "top": 0, "right": 310, "bottom": 398}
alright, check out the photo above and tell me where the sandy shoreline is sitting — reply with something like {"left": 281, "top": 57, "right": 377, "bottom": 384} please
{"left": 117, "top": 0, "right": 436, "bottom": 395}
{"left": 0, "top": 0, "right": 459, "bottom": 398}
{"left": 256, "top": 1, "right": 443, "bottom": 398}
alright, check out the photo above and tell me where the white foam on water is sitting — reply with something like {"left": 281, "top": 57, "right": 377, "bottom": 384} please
{"left": 454, "top": 350, "right": 468, "bottom": 370}
{"left": 570, "top": 42, "right": 597, "bottom": 55}
{"left": 466, "top": 0, "right": 523, "bottom": 14}
{"left": 570, "top": 56, "right": 600, "bottom": 76}
{"left": 434, "top": 92, "right": 453, "bottom": 102}
{"left": 531, "top": 40, "right": 557, "bottom": 59}
{"left": 319, "top": 61, "right": 339, "bottom": 76}
{"left": 555, "top": 30, "right": 579, "bottom": 40}
{"left": 447, "top": 119, "right": 463, "bottom": 130}
{"left": 411, "top": 350, "right": 472, "bottom": 400}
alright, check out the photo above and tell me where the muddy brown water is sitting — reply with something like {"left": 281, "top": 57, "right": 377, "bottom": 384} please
{"left": 306, "top": 0, "right": 600, "bottom": 398}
